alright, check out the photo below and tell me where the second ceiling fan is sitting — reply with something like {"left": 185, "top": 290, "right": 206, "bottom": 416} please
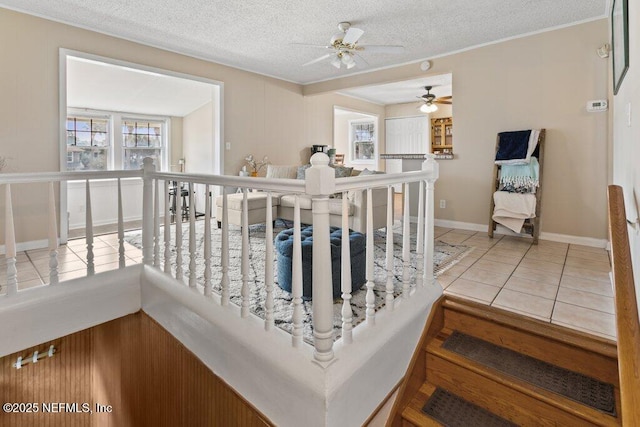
{"left": 417, "top": 86, "right": 452, "bottom": 113}
{"left": 296, "top": 22, "right": 405, "bottom": 69}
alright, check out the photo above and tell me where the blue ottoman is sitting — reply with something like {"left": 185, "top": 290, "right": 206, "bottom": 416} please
{"left": 275, "top": 226, "right": 366, "bottom": 300}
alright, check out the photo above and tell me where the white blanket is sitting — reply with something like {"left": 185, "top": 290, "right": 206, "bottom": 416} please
{"left": 492, "top": 191, "right": 536, "bottom": 233}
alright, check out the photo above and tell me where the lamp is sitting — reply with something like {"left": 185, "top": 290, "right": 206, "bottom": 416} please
{"left": 420, "top": 103, "right": 438, "bottom": 113}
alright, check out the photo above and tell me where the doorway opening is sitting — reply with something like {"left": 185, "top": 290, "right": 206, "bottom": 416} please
{"left": 59, "top": 50, "right": 223, "bottom": 242}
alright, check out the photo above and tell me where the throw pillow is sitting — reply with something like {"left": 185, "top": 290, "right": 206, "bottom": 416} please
{"left": 296, "top": 164, "right": 311, "bottom": 179}
{"left": 266, "top": 164, "right": 298, "bottom": 179}
{"left": 358, "top": 168, "right": 385, "bottom": 176}
{"left": 331, "top": 165, "right": 354, "bottom": 178}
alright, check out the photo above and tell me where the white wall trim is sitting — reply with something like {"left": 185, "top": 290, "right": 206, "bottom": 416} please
{"left": 432, "top": 218, "right": 609, "bottom": 248}
{"left": 0, "top": 239, "right": 50, "bottom": 255}
{"left": 0, "top": 266, "right": 142, "bottom": 357}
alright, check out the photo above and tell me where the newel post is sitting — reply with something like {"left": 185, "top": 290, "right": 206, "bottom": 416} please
{"left": 422, "top": 154, "right": 439, "bottom": 285}
{"left": 142, "top": 157, "right": 156, "bottom": 265}
{"left": 306, "top": 153, "right": 336, "bottom": 364}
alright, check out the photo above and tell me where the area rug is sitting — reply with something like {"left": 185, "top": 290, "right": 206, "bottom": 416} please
{"left": 125, "top": 222, "right": 471, "bottom": 343}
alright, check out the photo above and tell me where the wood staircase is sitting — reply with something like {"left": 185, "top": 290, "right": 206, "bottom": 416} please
{"left": 389, "top": 296, "right": 621, "bottom": 426}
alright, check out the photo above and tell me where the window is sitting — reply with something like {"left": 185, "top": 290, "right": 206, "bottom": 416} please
{"left": 351, "top": 120, "right": 375, "bottom": 161}
{"left": 122, "top": 120, "right": 164, "bottom": 170}
{"left": 66, "top": 116, "right": 110, "bottom": 171}
{"left": 65, "top": 111, "right": 168, "bottom": 171}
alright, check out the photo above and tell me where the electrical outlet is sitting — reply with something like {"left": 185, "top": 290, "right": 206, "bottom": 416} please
{"left": 439, "top": 200, "right": 446, "bottom": 209}
{"left": 225, "top": 142, "right": 231, "bottom": 150}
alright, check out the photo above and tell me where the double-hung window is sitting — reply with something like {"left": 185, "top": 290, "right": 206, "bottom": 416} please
{"left": 122, "top": 120, "right": 164, "bottom": 170}
{"left": 66, "top": 116, "right": 110, "bottom": 171}
{"left": 350, "top": 120, "right": 375, "bottom": 161}
{"left": 65, "top": 111, "right": 168, "bottom": 171}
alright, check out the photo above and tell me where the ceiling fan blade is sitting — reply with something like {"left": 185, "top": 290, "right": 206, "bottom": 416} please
{"left": 435, "top": 100, "right": 452, "bottom": 105}
{"left": 352, "top": 52, "right": 369, "bottom": 68}
{"left": 302, "top": 53, "right": 333, "bottom": 67}
{"left": 290, "top": 43, "right": 332, "bottom": 49}
{"left": 342, "top": 27, "right": 364, "bottom": 45}
{"left": 359, "top": 45, "right": 405, "bottom": 54}
{"left": 438, "top": 96, "right": 452, "bottom": 100}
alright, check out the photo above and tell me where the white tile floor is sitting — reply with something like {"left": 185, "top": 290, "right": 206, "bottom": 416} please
{"left": 4, "top": 226, "right": 616, "bottom": 341}
{"left": 435, "top": 227, "right": 616, "bottom": 341}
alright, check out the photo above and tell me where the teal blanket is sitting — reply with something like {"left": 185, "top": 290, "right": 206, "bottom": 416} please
{"left": 500, "top": 157, "right": 539, "bottom": 193}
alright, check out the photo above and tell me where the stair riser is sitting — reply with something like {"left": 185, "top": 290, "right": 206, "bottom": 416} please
{"left": 443, "top": 308, "right": 619, "bottom": 385}
{"left": 426, "top": 353, "right": 609, "bottom": 427}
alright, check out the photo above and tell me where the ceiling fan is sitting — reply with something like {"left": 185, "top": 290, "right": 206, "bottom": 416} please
{"left": 295, "top": 22, "right": 405, "bottom": 69}
{"left": 417, "top": 86, "right": 452, "bottom": 113}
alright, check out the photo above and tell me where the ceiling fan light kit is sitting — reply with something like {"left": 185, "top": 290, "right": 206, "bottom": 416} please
{"left": 420, "top": 103, "right": 438, "bottom": 113}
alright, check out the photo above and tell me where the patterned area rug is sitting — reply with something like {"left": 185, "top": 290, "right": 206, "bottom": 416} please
{"left": 125, "top": 222, "right": 472, "bottom": 343}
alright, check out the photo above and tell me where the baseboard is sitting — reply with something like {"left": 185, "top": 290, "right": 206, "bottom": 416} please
{"left": 433, "top": 219, "right": 608, "bottom": 248}
{"left": 0, "top": 239, "right": 50, "bottom": 255}
{"left": 69, "top": 214, "right": 142, "bottom": 230}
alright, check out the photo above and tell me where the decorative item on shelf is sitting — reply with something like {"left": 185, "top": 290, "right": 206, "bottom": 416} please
{"left": 0, "top": 156, "right": 7, "bottom": 172}
{"left": 327, "top": 148, "right": 336, "bottom": 164}
{"left": 244, "top": 154, "right": 270, "bottom": 177}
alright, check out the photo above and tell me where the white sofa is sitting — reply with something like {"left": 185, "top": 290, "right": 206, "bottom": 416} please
{"left": 214, "top": 165, "right": 390, "bottom": 233}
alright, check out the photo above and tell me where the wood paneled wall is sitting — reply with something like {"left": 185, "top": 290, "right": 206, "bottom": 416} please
{"left": 0, "top": 312, "right": 272, "bottom": 427}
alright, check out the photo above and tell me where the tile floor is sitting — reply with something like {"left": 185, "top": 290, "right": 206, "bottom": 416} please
{"left": 2, "top": 234, "right": 142, "bottom": 290}
{"left": 4, "top": 225, "right": 616, "bottom": 341}
{"left": 435, "top": 227, "right": 616, "bottom": 341}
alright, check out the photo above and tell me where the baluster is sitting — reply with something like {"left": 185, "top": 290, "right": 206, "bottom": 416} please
{"left": 4, "top": 184, "right": 17, "bottom": 296}
{"left": 341, "top": 191, "right": 353, "bottom": 344}
{"left": 220, "top": 187, "right": 230, "bottom": 305}
{"left": 48, "top": 182, "right": 59, "bottom": 285}
{"left": 204, "top": 184, "right": 212, "bottom": 297}
{"left": 264, "top": 192, "right": 274, "bottom": 331}
{"left": 163, "top": 180, "right": 171, "bottom": 274}
{"left": 402, "top": 183, "right": 411, "bottom": 297}
{"left": 364, "top": 189, "right": 376, "bottom": 325}
{"left": 415, "top": 180, "right": 425, "bottom": 288}
{"left": 291, "top": 195, "right": 303, "bottom": 347}
{"left": 142, "top": 158, "right": 155, "bottom": 266}
{"left": 188, "top": 184, "right": 196, "bottom": 288}
{"left": 241, "top": 188, "right": 250, "bottom": 317}
{"left": 175, "top": 181, "right": 183, "bottom": 281}
{"left": 117, "top": 178, "right": 126, "bottom": 269}
{"left": 424, "top": 179, "right": 436, "bottom": 285}
{"left": 385, "top": 186, "right": 394, "bottom": 310}
{"left": 85, "top": 179, "right": 94, "bottom": 276}
{"left": 153, "top": 178, "right": 160, "bottom": 267}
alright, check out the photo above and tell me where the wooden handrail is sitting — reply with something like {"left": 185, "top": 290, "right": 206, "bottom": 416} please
{"left": 607, "top": 185, "right": 640, "bottom": 426}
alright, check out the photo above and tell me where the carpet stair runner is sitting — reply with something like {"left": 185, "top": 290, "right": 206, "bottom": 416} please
{"left": 392, "top": 296, "right": 621, "bottom": 426}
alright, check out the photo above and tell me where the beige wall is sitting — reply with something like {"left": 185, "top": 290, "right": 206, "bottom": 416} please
{"left": 0, "top": 7, "right": 612, "bottom": 244}
{"left": 611, "top": 2, "right": 640, "bottom": 308}
{"left": 0, "top": 7, "right": 305, "bottom": 243}
{"left": 170, "top": 117, "right": 184, "bottom": 172}
{"left": 307, "top": 20, "right": 610, "bottom": 240}
{"left": 183, "top": 102, "right": 214, "bottom": 174}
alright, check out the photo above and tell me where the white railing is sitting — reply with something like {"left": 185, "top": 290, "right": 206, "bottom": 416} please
{"left": 1, "top": 154, "right": 438, "bottom": 366}
{"left": 1, "top": 170, "right": 143, "bottom": 295}
{"left": 142, "top": 153, "right": 439, "bottom": 364}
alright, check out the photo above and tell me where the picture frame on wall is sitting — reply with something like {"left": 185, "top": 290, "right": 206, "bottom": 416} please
{"left": 612, "top": 0, "right": 629, "bottom": 95}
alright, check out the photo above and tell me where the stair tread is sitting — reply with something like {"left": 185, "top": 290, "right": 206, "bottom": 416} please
{"left": 421, "top": 386, "right": 518, "bottom": 427}
{"left": 426, "top": 332, "right": 619, "bottom": 424}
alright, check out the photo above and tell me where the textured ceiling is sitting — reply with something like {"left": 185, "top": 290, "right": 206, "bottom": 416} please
{"left": 0, "top": 0, "right": 607, "bottom": 84}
